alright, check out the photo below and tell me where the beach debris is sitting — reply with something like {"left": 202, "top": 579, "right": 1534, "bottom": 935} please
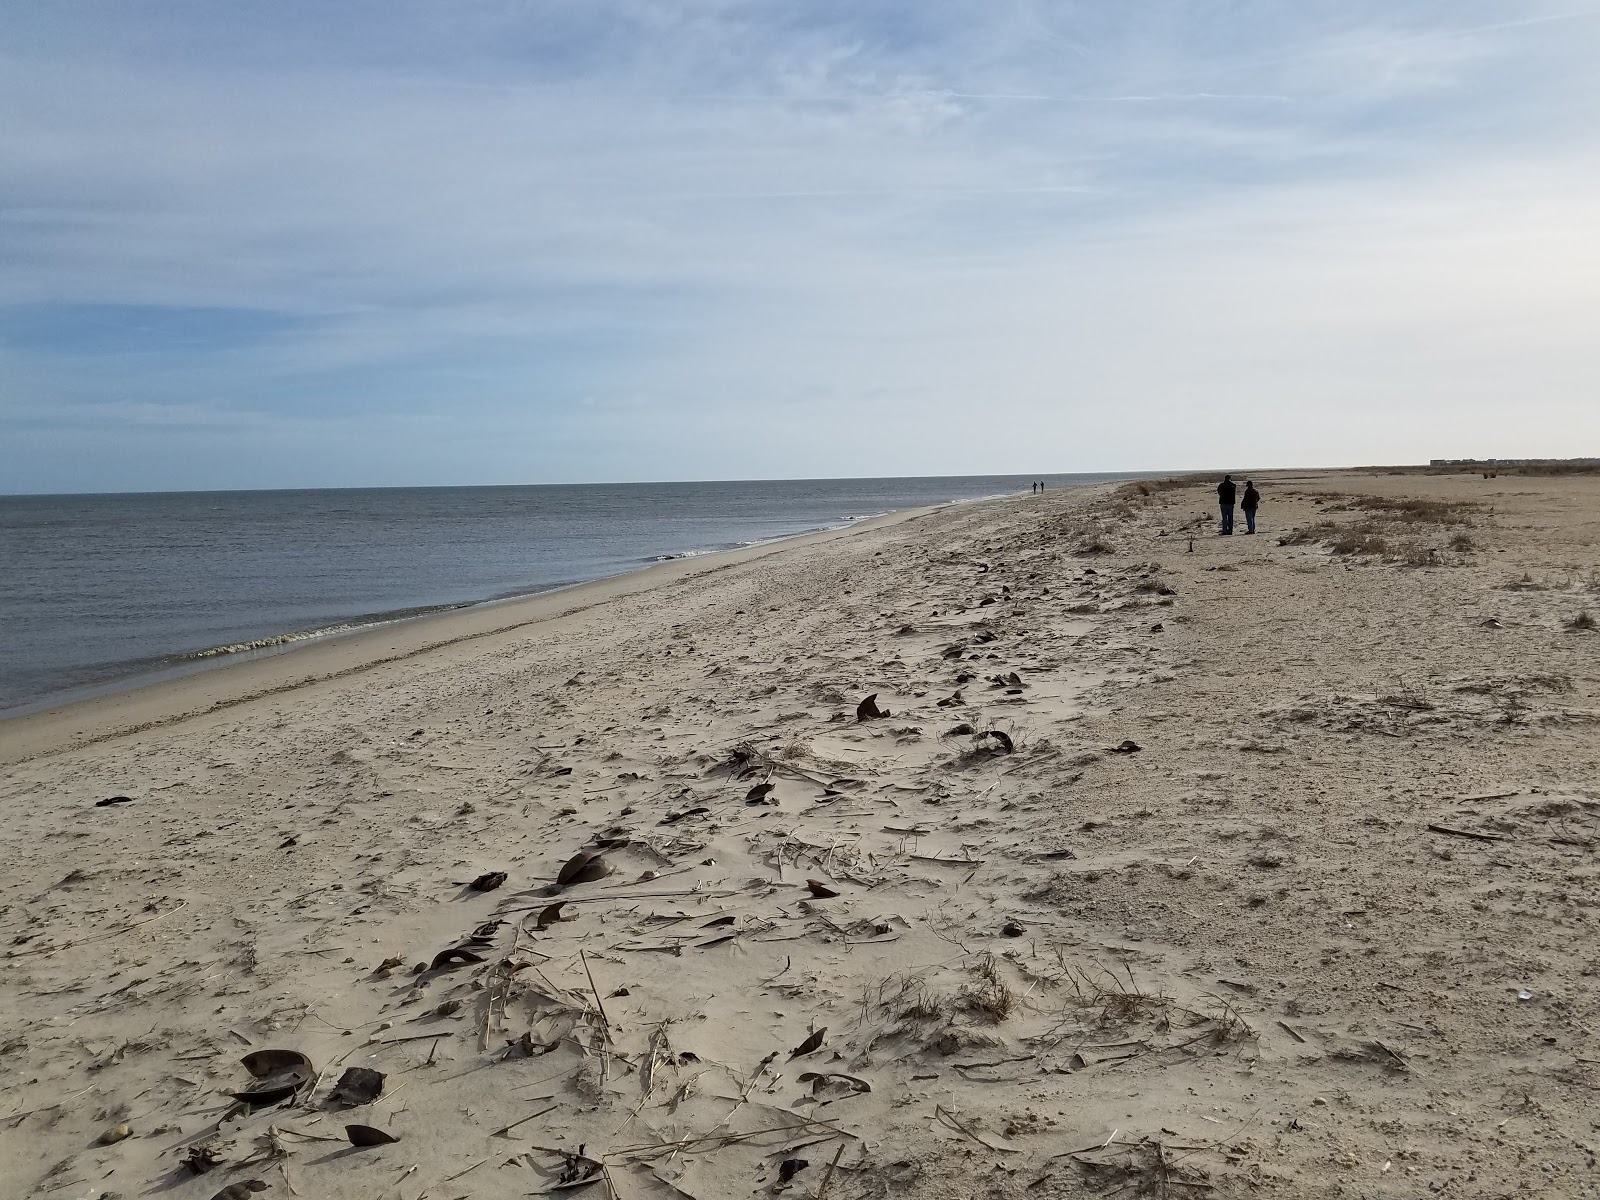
{"left": 467, "top": 871, "right": 508, "bottom": 892}
{"left": 779, "top": 1158, "right": 810, "bottom": 1183}
{"left": 702, "top": 914, "right": 735, "bottom": 927}
{"left": 988, "top": 672, "right": 1024, "bottom": 690}
{"left": 789, "top": 1028, "right": 827, "bottom": 1059}
{"left": 797, "top": 1071, "right": 871, "bottom": 1096}
{"left": 469, "top": 919, "right": 504, "bottom": 943}
{"left": 745, "top": 782, "right": 776, "bottom": 804}
{"left": 941, "top": 644, "right": 967, "bottom": 659}
{"left": 345, "top": 1123, "right": 400, "bottom": 1147}
{"left": 94, "top": 796, "right": 134, "bottom": 807}
{"left": 1426, "top": 823, "right": 1510, "bottom": 843}
{"left": 97, "top": 1122, "right": 132, "bottom": 1145}
{"left": 936, "top": 690, "right": 964, "bottom": 708}
{"left": 375, "top": 955, "right": 406, "bottom": 973}
{"left": 1000, "top": 920, "right": 1026, "bottom": 937}
{"left": 947, "top": 723, "right": 975, "bottom": 736}
{"left": 856, "top": 694, "right": 889, "bottom": 721}
{"left": 547, "top": 1148, "right": 605, "bottom": 1190}
{"left": 659, "top": 807, "right": 708, "bottom": 825}
{"left": 230, "top": 1049, "right": 314, "bottom": 1106}
{"left": 329, "top": 1066, "right": 385, "bottom": 1106}
{"left": 556, "top": 850, "right": 612, "bottom": 886}
{"left": 210, "top": 1183, "right": 268, "bottom": 1200}
{"left": 536, "top": 902, "right": 567, "bottom": 930}
{"left": 429, "top": 946, "right": 484, "bottom": 971}
{"left": 1110, "top": 740, "right": 1142, "bottom": 754}
{"left": 433, "top": 998, "right": 464, "bottom": 1017}
{"left": 182, "top": 1144, "right": 225, "bottom": 1174}
{"left": 979, "top": 730, "right": 1014, "bottom": 754}
{"left": 806, "top": 880, "right": 840, "bottom": 899}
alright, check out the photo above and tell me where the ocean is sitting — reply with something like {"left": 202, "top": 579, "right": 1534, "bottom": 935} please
{"left": 0, "top": 474, "right": 1138, "bottom": 715}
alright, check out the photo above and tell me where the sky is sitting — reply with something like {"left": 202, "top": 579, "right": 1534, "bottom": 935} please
{"left": 3, "top": 1, "right": 1599, "bottom": 493}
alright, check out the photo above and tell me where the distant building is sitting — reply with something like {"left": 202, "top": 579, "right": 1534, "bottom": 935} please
{"left": 1430, "top": 457, "right": 1600, "bottom": 467}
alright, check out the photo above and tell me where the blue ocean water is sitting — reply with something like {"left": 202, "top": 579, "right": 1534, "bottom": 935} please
{"left": 0, "top": 474, "right": 1137, "bottom": 714}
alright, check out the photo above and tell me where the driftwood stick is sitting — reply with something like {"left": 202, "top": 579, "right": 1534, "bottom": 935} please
{"left": 1426, "top": 823, "right": 1509, "bottom": 843}
{"left": 817, "top": 1142, "right": 845, "bottom": 1199}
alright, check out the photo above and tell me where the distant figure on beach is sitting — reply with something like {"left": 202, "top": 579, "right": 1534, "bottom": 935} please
{"left": 1217, "top": 475, "right": 1236, "bottom": 535}
{"left": 1031, "top": 481, "right": 1038, "bottom": 494}
{"left": 1241, "top": 480, "right": 1260, "bottom": 534}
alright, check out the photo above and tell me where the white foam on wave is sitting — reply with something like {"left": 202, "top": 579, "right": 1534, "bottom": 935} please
{"left": 185, "top": 622, "right": 367, "bottom": 659}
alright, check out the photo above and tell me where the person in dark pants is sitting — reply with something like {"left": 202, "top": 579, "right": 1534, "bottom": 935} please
{"left": 1217, "top": 475, "right": 1236, "bottom": 535}
{"left": 1241, "top": 480, "right": 1260, "bottom": 534}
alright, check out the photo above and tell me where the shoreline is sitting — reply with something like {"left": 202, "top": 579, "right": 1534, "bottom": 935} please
{"left": 0, "top": 492, "right": 992, "bottom": 766}
{"left": 0, "top": 508, "right": 906, "bottom": 725}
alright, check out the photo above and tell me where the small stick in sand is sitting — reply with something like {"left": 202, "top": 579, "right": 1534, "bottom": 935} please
{"left": 817, "top": 1142, "right": 844, "bottom": 1199}
{"left": 581, "top": 948, "right": 612, "bottom": 1041}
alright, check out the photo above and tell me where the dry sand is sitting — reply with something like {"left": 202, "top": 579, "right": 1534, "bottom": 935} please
{"left": 3, "top": 470, "right": 1599, "bottom": 1200}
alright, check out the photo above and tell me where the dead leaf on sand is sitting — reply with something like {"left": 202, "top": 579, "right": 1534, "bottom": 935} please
{"left": 345, "top": 1123, "right": 400, "bottom": 1146}
{"left": 429, "top": 946, "right": 484, "bottom": 971}
{"left": 856, "top": 694, "right": 889, "bottom": 721}
{"left": 329, "top": 1066, "right": 385, "bottom": 1106}
{"left": 779, "top": 1158, "right": 810, "bottom": 1182}
{"left": 556, "top": 850, "right": 612, "bottom": 885}
{"left": 789, "top": 1028, "right": 827, "bottom": 1059}
{"left": 744, "top": 782, "right": 776, "bottom": 804}
{"left": 979, "top": 730, "right": 1014, "bottom": 754}
{"left": 230, "top": 1049, "right": 314, "bottom": 1106}
{"left": 467, "top": 871, "right": 508, "bottom": 892}
{"left": 806, "top": 880, "right": 840, "bottom": 899}
{"left": 536, "top": 902, "right": 568, "bottom": 930}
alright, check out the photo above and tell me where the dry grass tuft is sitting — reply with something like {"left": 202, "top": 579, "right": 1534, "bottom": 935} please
{"left": 957, "top": 953, "right": 1015, "bottom": 1024}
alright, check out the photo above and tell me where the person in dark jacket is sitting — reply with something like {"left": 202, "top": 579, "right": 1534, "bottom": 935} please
{"left": 1217, "top": 475, "right": 1236, "bottom": 535}
{"left": 1241, "top": 481, "right": 1260, "bottom": 534}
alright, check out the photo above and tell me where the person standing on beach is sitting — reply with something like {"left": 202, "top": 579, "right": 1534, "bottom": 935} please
{"left": 1217, "top": 475, "right": 1237, "bottom": 535}
{"left": 1241, "top": 480, "right": 1260, "bottom": 534}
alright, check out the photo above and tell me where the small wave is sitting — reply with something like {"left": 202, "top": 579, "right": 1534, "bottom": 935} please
{"left": 185, "top": 625, "right": 365, "bottom": 659}
{"left": 180, "top": 600, "right": 476, "bottom": 661}
{"left": 651, "top": 548, "right": 722, "bottom": 562}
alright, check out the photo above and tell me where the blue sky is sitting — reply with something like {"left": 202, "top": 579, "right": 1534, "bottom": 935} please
{"left": 3, "top": 1, "right": 1599, "bottom": 492}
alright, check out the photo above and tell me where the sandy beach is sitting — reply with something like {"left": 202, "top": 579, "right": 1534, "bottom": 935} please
{"left": 4, "top": 470, "right": 1599, "bottom": 1200}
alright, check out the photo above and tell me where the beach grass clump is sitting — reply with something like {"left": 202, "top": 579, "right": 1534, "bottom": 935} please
{"left": 1329, "top": 531, "right": 1389, "bottom": 557}
{"left": 1395, "top": 540, "right": 1438, "bottom": 567}
{"left": 1346, "top": 496, "right": 1480, "bottom": 525}
{"left": 958, "top": 954, "right": 1015, "bottom": 1024}
{"left": 1277, "top": 521, "right": 1341, "bottom": 546}
{"left": 1115, "top": 476, "right": 1200, "bottom": 502}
